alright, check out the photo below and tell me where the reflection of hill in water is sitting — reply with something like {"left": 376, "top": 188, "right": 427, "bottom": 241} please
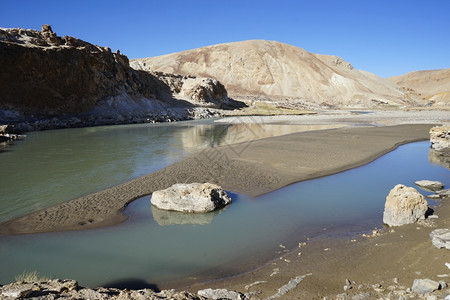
{"left": 429, "top": 148, "right": 450, "bottom": 170}
{"left": 151, "top": 205, "right": 226, "bottom": 226}
{"left": 175, "top": 124, "right": 343, "bottom": 150}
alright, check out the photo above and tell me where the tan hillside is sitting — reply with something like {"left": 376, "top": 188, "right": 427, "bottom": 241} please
{"left": 131, "top": 40, "right": 415, "bottom": 108}
{"left": 388, "top": 69, "right": 450, "bottom": 107}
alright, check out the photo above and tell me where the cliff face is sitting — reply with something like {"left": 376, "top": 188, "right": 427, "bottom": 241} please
{"left": 0, "top": 25, "right": 167, "bottom": 114}
{"left": 0, "top": 26, "right": 233, "bottom": 131}
{"left": 388, "top": 69, "right": 450, "bottom": 107}
{"left": 131, "top": 40, "right": 419, "bottom": 108}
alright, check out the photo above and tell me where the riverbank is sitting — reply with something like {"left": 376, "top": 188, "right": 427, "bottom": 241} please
{"left": 188, "top": 187, "right": 450, "bottom": 299}
{"left": 0, "top": 123, "right": 436, "bottom": 235}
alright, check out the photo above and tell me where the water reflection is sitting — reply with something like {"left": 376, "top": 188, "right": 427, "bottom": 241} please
{"left": 151, "top": 206, "right": 225, "bottom": 226}
{"left": 429, "top": 148, "right": 450, "bottom": 170}
{"left": 176, "top": 123, "right": 344, "bottom": 149}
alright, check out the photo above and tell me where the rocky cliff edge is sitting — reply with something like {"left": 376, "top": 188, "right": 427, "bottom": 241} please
{"left": 0, "top": 25, "right": 236, "bottom": 131}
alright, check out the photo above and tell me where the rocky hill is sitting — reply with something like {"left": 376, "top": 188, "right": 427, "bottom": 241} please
{"left": 388, "top": 68, "right": 450, "bottom": 107}
{"left": 131, "top": 40, "right": 419, "bottom": 108}
{"left": 0, "top": 25, "right": 233, "bottom": 130}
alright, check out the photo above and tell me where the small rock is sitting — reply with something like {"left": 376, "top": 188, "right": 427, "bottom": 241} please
{"left": 198, "top": 288, "right": 245, "bottom": 300}
{"left": 430, "top": 229, "right": 450, "bottom": 249}
{"left": 415, "top": 180, "right": 444, "bottom": 192}
{"left": 411, "top": 278, "right": 440, "bottom": 294}
{"left": 437, "top": 189, "right": 450, "bottom": 199}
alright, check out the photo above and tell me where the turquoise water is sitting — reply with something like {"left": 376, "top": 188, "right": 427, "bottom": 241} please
{"left": 0, "top": 122, "right": 448, "bottom": 290}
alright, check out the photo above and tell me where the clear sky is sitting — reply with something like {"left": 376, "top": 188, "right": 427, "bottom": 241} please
{"left": 1, "top": 0, "right": 449, "bottom": 78}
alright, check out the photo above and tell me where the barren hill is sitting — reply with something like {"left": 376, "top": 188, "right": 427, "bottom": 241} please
{"left": 131, "top": 40, "right": 416, "bottom": 108}
{"left": 388, "top": 69, "right": 450, "bottom": 107}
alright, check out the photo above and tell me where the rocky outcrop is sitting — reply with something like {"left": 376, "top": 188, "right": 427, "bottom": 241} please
{"left": 152, "top": 71, "right": 244, "bottom": 109}
{"left": 415, "top": 180, "right": 444, "bottom": 192}
{"left": 151, "top": 183, "right": 232, "bottom": 213}
{"left": 430, "top": 229, "right": 450, "bottom": 250}
{"left": 0, "top": 26, "right": 236, "bottom": 131}
{"left": 430, "top": 125, "right": 450, "bottom": 151}
{"left": 0, "top": 25, "right": 167, "bottom": 114}
{"left": 131, "top": 40, "right": 417, "bottom": 108}
{"left": 383, "top": 184, "right": 428, "bottom": 227}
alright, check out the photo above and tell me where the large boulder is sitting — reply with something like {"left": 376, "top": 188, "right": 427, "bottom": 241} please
{"left": 383, "top": 184, "right": 428, "bottom": 227}
{"left": 430, "top": 125, "right": 450, "bottom": 151}
{"left": 151, "top": 183, "right": 232, "bottom": 213}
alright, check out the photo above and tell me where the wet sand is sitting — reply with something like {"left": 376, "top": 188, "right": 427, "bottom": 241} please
{"left": 0, "top": 123, "right": 434, "bottom": 235}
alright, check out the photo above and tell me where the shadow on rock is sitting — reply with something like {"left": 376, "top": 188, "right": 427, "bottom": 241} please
{"left": 102, "top": 278, "right": 160, "bottom": 291}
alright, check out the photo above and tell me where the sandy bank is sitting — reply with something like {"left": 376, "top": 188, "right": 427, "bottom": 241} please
{"left": 0, "top": 123, "right": 435, "bottom": 235}
{"left": 189, "top": 188, "right": 450, "bottom": 299}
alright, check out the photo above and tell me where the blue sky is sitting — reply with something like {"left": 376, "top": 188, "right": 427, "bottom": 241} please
{"left": 1, "top": 0, "right": 449, "bottom": 77}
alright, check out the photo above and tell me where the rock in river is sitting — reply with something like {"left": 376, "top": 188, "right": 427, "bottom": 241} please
{"left": 415, "top": 180, "right": 444, "bottom": 192}
{"left": 383, "top": 184, "right": 428, "bottom": 227}
{"left": 151, "top": 183, "right": 231, "bottom": 213}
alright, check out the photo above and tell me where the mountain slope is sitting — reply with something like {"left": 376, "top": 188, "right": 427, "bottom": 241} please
{"left": 388, "top": 69, "right": 450, "bottom": 107}
{"left": 131, "top": 40, "right": 415, "bottom": 108}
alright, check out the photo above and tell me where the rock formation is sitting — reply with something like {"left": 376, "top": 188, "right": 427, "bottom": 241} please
{"left": 151, "top": 183, "right": 232, "bottom": 213}
{"left": 430, "top": 125, "right": 450, "bottom": 151}
{"left": 0, "top": 26, "right": 236, "bottom": 131}
{"left": 131, "top": 40, "right": 418, "bottom": 108}
{"left": 0, "top": 25, "right": 164, "bottom": 114}
{"left": 383, "top": 184, "right": 428, "bottom": 227}
{"left": 152, "top": 71, "right": 244, "bottom": 109}
{"left": 388, "top": 68, "right": 450, "bottom": 107}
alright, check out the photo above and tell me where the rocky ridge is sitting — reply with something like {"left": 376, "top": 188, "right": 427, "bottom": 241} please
{"left": 0, "top": 26, "right": 238, "bottom": 131}
{"left": 131, "top": 40, "right": 421, "bottom": 108}
{"left": 388, "top": 68, "right": 450, "bottom": 107}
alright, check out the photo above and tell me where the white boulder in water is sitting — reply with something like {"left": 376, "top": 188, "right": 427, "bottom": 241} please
{"left": 383, "top": 184, "right": 428, "bottom": 227}
{"left": 151, "top": 183, "right": 231, "bottom": 213}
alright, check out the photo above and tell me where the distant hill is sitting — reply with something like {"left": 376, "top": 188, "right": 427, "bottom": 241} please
{"left": 388, "top": 69, "right": 450, "bottom": 107}
{"left": 131, "top": 40, "right": 418, "bottom": 108}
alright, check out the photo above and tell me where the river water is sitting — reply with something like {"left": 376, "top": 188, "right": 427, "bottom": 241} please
{"left": 0, "top": 120, "right": 448, "bottom": 289}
